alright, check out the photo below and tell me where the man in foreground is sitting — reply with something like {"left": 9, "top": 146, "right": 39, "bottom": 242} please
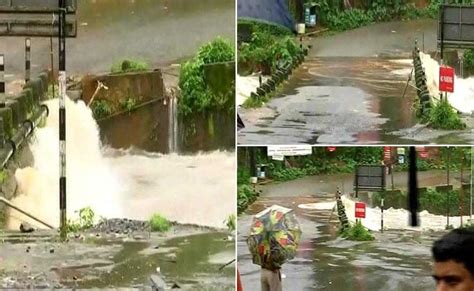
{"left": 432, "top": 227, "right": 474, "bottom": 291}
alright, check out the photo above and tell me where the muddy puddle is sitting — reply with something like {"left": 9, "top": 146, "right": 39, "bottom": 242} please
{"left": 0, "top": 230, "right": 235, "bottom": 289}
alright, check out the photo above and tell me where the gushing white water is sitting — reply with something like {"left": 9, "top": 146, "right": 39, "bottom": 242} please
{"left": 237, "top": 74, "right": 267, "bottom": 106}
{"left": 420, "top": 52, "right": 474, "bottom": 114}
{"left": 342, "top": 196, "right": 471, "bottom": 231}
{"left": 9, "top": 98, "right": 125, "bottom": 229}
{"left": 8, "top": 98, "right": 235, "bottom": 229}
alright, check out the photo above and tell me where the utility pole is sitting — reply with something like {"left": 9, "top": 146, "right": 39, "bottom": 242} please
{"left": 447, "top": 147, "right": 451, "bottom": 228}
{"left": 460, "top": 153, "right": 464, "bottom": 227}
{"left": 59, "top": 0, "right": 67, "bottom": 240}
{"left": 408, "top": 147, "right": 419, "bottom": 227}
{"left": 471, "top": 146, "right": 473, "bottom": 220}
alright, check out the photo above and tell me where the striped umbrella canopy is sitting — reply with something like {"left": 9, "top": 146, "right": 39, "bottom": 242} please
{"left": 247, "top": 205, "right": 301, "bottom": 269}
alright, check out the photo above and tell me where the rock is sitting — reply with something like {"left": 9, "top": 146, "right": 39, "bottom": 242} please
{"left": 20, "top": 223, "right": 34, "bottom": 233}
{"left": 171, "top": 282, "right": 180, "bottom": 289}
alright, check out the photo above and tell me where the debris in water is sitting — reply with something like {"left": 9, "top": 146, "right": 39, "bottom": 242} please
{"left": 20, "top": 223, "right": 34, "bottom": 233}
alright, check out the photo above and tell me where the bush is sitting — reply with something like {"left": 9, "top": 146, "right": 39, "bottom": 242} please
{"left": 341, "top": 221, "right": 375, "bottom": 241}
{"left": 426, "top": 100, "right": 465, "bottom": 130}
{"left": 111, "top": 59, "right": 149, "bottom": 73}
{"left": 238, "top": 19, "right": 292, "bottom": 38}
{"left": 225, "top": 214, "right": 236, "bottom": 232}
{"left": 464, "top": 49, "right": 474, "bottom": 69}
{"left": 120, "top": 97, "right": 138, "bottom": 113}
{"left": 91, "top": 99, "right": 113, "bottom": 119}
{"left": 238, "top": 184, "right": 258, "bottom": 214}
{"left": 178, "top": 37, "right": 235, "bottom": 116}
{"left": 0, "top": 170, "right": 7, "bottom": 184}
{"left": 67, "top": 207, "right": 95, "bottom": 233}
{"left": 149, "top": 213, "right": 171, "bottom": 232}
{"left": 238, "top": 31, "right": 303, "bottom": 75}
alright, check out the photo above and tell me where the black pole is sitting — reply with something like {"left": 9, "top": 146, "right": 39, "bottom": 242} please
{"left": 408, "top": 147, "right": 419, "bottom": 227}
{"left": 249, "top": 147, "right": 257, "bottom": 178}
{"left": 25, "top": 38, "right": 31, "bottom": 83}
{"left": 447, "top": 147, "right": 450, "bottom": 228}
{"left": 59, "top": 0, "right": 67, "bottom": 240}
{"left": 440, "top": 5, "right": 445, "bottom": 101}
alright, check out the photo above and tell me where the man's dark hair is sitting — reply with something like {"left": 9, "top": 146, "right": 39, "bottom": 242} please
{"left": 432, "top": 227, "right": 474, "bottom": 275}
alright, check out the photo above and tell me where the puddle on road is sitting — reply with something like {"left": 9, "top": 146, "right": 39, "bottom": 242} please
{"left": 71, "top": 232, "right": 234, "bottom": 289}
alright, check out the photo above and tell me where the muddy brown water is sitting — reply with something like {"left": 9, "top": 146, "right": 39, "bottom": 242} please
{"left": 0, "top": 0, "right": 235, "bottom": 82}
{"left": 0, "top": 231, "right": 235, "bottom": 289}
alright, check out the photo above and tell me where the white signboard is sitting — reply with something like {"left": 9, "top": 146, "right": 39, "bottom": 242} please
{"left": 267, "top": 145, "right": 312, "bottom": 157}
{"left": 271, "top": 155, "right": 285, "bottom": 161}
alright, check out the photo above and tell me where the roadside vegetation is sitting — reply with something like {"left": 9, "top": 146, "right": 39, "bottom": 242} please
{"left": 149, "top": 213, "right": 171, "bottom": 232}
{"left": 178, "top": 37, "right": 235, "bottom": 117}
{"left": 341, "top": 221, "right": 375, "bottom": 241}
{"left": 238, "top": 21, "right": 303, "bottom": 76}
{"left": 67, "top": 207, "right": 95, "bottom": 233}
{"left": 310, "top": 0, "right": 440, "bottom": 32}
{"left": 111, "top": 59, "right": 149, "bottom": 74}
{"left": 237, "top": 167, "right": 260, "bottom": 214}
{"left": 238, "top": 147, "right": 471, "bottom": 183}
{"left": 424, "top": 100, "right": 465, "bottom": 130}
{"left": 373, "top": 188, "right": 471, "bottom": 216}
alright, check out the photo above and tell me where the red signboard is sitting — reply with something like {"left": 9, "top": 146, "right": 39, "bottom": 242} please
{"left": 419, "top": 151, "right": 429, "bottom": 159}
{"left": 383, "top": 146, "right": 391, "bottom": 164}
{"left": 439, "top": 66, "right": 455, "bottom": 93}
{"left": 355, "top": 202, "right": 366, "bottom": 219}
{"left": 327, "top": 146, "right": 336, "bottom": 152}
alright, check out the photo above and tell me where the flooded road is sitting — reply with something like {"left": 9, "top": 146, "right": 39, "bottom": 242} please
{"left": 237, "top": 171, "right": 462, "bottom": 290}
{"left": 238, "top": 19, "right": 474, "bottom": 145}
{"left": 0, "top": 0, "right": 235, "bottom": 83}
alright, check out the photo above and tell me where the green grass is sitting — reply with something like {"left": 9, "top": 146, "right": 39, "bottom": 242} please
{"left": 341, "top": 221, "right": 375, "bottom": 241}
{"left": 91, "top": 99, "right": 113, "bottom": 119}
{"left": 67, "top": 207, "right": 95, "bottom": 233}
{"left": 426, "top": 100, "right": 465, "bottom": 130}
{"left": 237, "top": 184, "right": 259, "bottom": 214}
{"left": 0, "top": 170, "right": 8, "bottom": 184}
{"left": 119, "top": 97, "right": 138, "bottom": 113}
{"left": 225, "top": 214, "right": 236, "bottom": 232}
{"left": 149, "top": 213, "right": 171, "bottom": 232}
{"left": 111, "top": 59, "right": 149, "bottom": 74}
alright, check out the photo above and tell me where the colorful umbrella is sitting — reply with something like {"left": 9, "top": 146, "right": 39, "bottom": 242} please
{"left": 247, "top": 205, "right": 301, "bottom": 269}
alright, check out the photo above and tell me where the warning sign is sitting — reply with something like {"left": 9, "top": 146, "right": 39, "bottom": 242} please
{"left": 439, "top": 66, "right": 455, "bottom": 93}
{"left": 355, "top": 202, "right": 366, "bottom": 219}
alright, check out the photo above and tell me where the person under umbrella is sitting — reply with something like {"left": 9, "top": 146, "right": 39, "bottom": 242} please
{"left": 247, "top": 205, "right": 301, "bottom": 291}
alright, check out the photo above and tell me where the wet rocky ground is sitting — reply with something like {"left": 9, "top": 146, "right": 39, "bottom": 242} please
{"left": 0, "top": 220, "right": 235, "bottom": 290}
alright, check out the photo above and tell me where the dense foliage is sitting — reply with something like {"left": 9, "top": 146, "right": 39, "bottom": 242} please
{"left": 341, "top": 221, "right": 375, "bottom": 241}
{"left": 373, "top": 188, "right": 471, "bottom": 216}
{"left": 238, "top": 147, "right": 472, "bottom": 183}
{"left": 239, "top": 30, "right": 303, "bottom": 76}
{"left": 426, "top": 100, "right": 465, "bottom": 130}
{"left": 178, "top": 37, "right": 235, "bottom": 116}
{"left": 316, "top": 0, "right": 441, "bottom": 31}
{"left": 149, "top": 213, "right": 171, "bottom": 232}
